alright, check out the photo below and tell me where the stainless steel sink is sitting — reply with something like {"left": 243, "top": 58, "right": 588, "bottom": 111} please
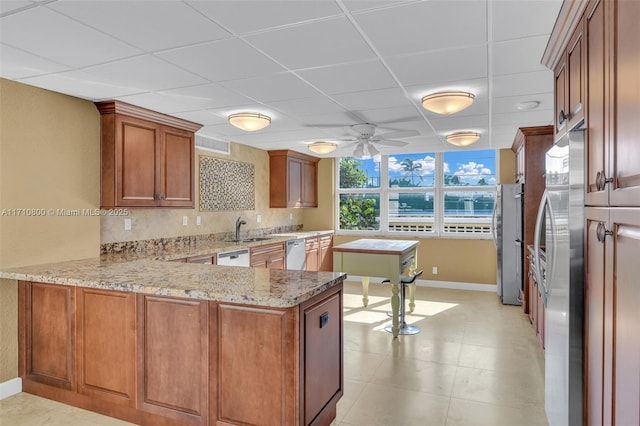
{"left": 229, "top": 237, "right": 272, "bottom": 243}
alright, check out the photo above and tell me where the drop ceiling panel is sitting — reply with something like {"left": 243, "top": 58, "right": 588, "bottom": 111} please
{"left": 48, "top": 1, "right": 231, "bottom": 52}
{"left": 0, "top": 7, "right": 142, "bottom": 68}
{"left": 0, "top": 1, "right": 33, "bottom": 15}
{"left": 352, "top": 1, "right": 487, "bottom": 57}
{"left": 244, "top": 17, "right": 376, "bottom": 70}
{"left": 0, "top": 44, "right": 70, "bottom": 79}
{"left": 146, "top": 83, "right": 258, "bottom": 112}
{"left": 331, "top": 87, "right": 411, "bottom": 111}
{"left": 492, "top": 36, "right": 551, "bottom": 76}
{"left": 296, "top": 60, "right": 397, "bottom": 95}
{"left": 219, "top": 73, "right": 321, "bottom": 103}
{"left": 188, "top": 0, "right": 343, "bottom": 35}
{"left": 492, "top": 93, "right": 554, "bottom": 114}
{"left": 387, "top": 46, "right": 488, "bottom": 87}
{"left": 492, "top": 70, "right": 553, "bottom": 98}
{"left": 492, "top": 0, "right": 562, "bottom": 41}
{"left": 157, "top": 38, "right": 285, "bottom": 82}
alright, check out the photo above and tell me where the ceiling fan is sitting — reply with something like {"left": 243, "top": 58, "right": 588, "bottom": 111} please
{"left": 338, "top": 124, "right": 419, "bottom": 158}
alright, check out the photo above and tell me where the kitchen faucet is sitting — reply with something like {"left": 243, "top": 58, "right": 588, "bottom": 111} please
{"left": 235, "top": 216, "right": 247, "bottom": 241}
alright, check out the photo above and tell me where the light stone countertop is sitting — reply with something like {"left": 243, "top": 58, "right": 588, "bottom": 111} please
{"left": 102, "top": 230, "right": 335, "bottom": 262}
{"left": 0, "top": 257, "right": 345, "bottom": 308}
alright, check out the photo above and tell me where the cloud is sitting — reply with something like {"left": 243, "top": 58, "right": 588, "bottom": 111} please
{"left": 389, "top": 155, "right": 436, "bottom": 176}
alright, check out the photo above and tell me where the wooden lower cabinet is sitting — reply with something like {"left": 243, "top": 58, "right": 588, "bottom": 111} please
{"left": 138, "top": 295, "right": 209, "bottom": 425}
{"left": 305, "top": 237, "right": 320, "bottom": 271}
{"left": 18, "top": 281, "right": 343, "bottom": 425}
{"left": 19, "top": 282, "right": 76, "bottom": 391}
{"left": 305, "top": 234, "right": 333, "bottom": 272}
{"left": 77, "top": 288, "right": 136, "bottom": 408}
{"left": 250, "top": 242, "right": 286, "bottom": 269}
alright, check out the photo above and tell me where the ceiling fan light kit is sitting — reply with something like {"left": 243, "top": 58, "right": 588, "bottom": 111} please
{"left": 446, "top": 131, "right": 480, "bottom": 147}
{"left": 228, "top": 112, "right": 271, "bottom": 131}
{"left": 421, "top": 91, "right": 475, "bottom": 115}
{"left": 308, "top": 141, "right": 337, "bottom": 154}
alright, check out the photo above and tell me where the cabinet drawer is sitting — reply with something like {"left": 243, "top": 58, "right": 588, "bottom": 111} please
{"left": 250, "top": 242, "right": 285, "bottom": 256}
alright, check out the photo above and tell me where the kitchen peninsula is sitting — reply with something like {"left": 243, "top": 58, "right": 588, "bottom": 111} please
{"left": 1, "top": 257, "right": 345, "bottom": 426}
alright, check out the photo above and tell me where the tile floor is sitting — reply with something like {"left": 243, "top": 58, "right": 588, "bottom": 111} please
{"left": 0, "top": 281, "right": 547, "bottom": 426}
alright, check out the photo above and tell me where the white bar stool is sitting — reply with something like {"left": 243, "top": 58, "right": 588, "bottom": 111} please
{"left": 382, "top": 270, "right": 423, "bottom": 335}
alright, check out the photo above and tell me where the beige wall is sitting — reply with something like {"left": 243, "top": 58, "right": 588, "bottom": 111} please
{"left": 498, "top": 148, "right": 516, "bottom": 184}
{"left": 101, "top": 144, "right": 303, "bottom": 243}
{"left": 0, "top": 79, "right": 101, "bottom": 382}
{"left": 300, "top": 158, "right": 335, "bottom": 231}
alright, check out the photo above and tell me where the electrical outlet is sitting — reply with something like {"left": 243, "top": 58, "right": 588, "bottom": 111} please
{"left": 289, "top": 213, "right": 293, "bottom": 221}
{"left": 196, "top": 216, "right": 201, "bottom": 226}
{"left": 124, "top": 218, "right": 131, "bottom": 231}
{"left": 182, "top": 216, "right": 188, "bottom": 226}
{"left": 432, "top": 266, "right": 438, "bottom": 275}
{"left": 256, "top": 214, "right": 261, "bottom": 223}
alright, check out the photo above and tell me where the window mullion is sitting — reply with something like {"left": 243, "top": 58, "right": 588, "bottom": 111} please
{"left": 434, "top": 152, "right": 444, "bottom": 236}
{"left": 380, "top": 155, "right": 389, "bottom": 235}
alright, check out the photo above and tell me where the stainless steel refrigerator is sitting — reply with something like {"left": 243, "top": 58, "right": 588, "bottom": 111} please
{"left": 533, "top": 130, "right": 584, "bottom": 426}
{"left": 492, "top": 183, "right": 522, "bottom": 305}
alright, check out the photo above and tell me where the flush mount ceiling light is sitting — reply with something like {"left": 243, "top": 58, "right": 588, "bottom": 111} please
{"left": 516, "top": 100, "right": 541, "bottom": 111}
{"left": 228, "top": 112, "right": 271, "bottom": 131}
{"left": 421, "top": 91, "right": 475, "bottom": 115}
{"left": 446, "top": 131, "right": 480, "bottom": 147}
{"left": 308, "top": 141, "right": 337, "bottom": 154}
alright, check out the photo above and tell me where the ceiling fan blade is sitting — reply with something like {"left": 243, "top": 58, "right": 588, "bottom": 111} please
{"left": 377, "top": 129, "right": 419, "bottom": 139}
{"left": 373, "top": 139, "right": 408, "bottom": 147}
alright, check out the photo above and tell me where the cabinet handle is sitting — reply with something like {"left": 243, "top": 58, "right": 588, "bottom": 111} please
{"left": 596, "top": 222, "right": 612, "bottom": 243}
{"left": 595, "top": 171, "right": 613, "bottom": 191}
{"left": 558, "top": 110, "right": 568, "bottom": 128}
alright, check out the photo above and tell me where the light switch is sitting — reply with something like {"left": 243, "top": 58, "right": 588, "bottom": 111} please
{"left": 256, "top": 214, "right": 261, "bottom": 223}
{"left": 182, "top": 216, "right": 188, "bottom": 226}
{"left": 196, "top": 216, "right": 201, "bottom": 226}
{"left": 124, "top": 218, "right": 131, "bottom": 231}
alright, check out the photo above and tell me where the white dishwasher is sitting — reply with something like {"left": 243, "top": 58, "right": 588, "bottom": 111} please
{"left": 286, "top": 239, "right": 306, "bottom": 270}
{"left": 216, "top": 248, "right": 250, "bottom": 267}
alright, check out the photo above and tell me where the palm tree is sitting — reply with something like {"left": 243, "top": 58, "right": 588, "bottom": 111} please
{"left": 400, "top": 158, "right": 423, "bottom": 186}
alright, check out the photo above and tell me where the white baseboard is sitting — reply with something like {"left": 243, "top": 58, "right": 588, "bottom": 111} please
{"left": 344, "top": 275, "right": 497, "bottom": 292}
{"left": 0, "top": 377, "right": 22, "bottom": 400}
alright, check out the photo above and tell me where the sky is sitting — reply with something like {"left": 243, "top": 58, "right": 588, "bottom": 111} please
{"left": 350, "top": 149, "right": 496, "bottom": 187}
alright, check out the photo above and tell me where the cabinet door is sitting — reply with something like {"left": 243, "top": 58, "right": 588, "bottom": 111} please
{"left": 216, "top": 304, "right": 298, "bottom": 426}
{"left": 584, "top": 208, "right": 610, "bottom": 425}
{"left": 288, "top": 157, "right": 303, "bottom": 207}
{"left": 77, "top": 288, "right": 136, "bottom": 407}
{"left": 305, "top": 237, "right": 320, "bottom": 272}
{"left": 554, "top": 61, "right": 568, "bottom": 135}
{"left": 159, "top": 126, "right": 194, "bottom": 207}
{"left": 138, "top": 295, "right": 208, "bottom": 425}
{"left": 302, "top": 160, "right": 318, "bottom": 207}
{"left": 19, "top": 282, "right": 76, "bottom": 391}
{"left": 319, "top": 234, "right": 333, "bottom": 272}
{"left": 567, "top": 19, "right": 585, "bottom": 130}
{"left": 610, "top": 208, "right": 640, "bottom": 426}
{"left": 610, "top": 0, "right": 640, "bottom": 206}
{"left": 516, "top": 146, "right": 525, "bottom": 183}
{"left": 116, "top": 116, "right": 159, "bottom": 206}
{"left": 585, "top": 0, "right": 608, "bottom": 206}
{"left": 303, "top": 287, "right": 343, "bottom": 425}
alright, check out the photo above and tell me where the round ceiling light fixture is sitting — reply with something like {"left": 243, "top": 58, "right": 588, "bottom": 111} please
{"left": 516, "top": 100, "right": 541, "bottom": 111}
{"left": 307, "top": 141, "right": 337, "bottom": 155}
{"left": 421, "top": 91, "right": 475, "bottom": 115}
{"left": 228, "top": 112, "right": 271, "bottom": 131}
{"left": 446, "top": 131, "right": 480, "bottom": 147}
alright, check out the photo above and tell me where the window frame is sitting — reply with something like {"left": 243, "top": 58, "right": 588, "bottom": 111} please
{"left": 335, "top": 151, "right": 497, "bottom": 239}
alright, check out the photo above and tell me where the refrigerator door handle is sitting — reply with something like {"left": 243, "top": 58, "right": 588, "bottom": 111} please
{"left": 533, "top": 190, "right": 549, "bottom": 305}
{"left": 491, "top": 200, "right": 498, "bottom": 248}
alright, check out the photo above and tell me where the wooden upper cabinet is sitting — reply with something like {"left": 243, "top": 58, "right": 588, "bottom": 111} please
{"left": 268, "top": 150, "right": 319, "bottom": 208}
{"left": 554, "top": 15, "right": 586, "bottom": 137}
{"left": 610, "top": 0, "right": 640, "bottom": 206}
{"left": 96, "top": 101, "right": 201, "bottom": 209}
{"left": 585, "top": 0, "right": 608, "bottom": 207}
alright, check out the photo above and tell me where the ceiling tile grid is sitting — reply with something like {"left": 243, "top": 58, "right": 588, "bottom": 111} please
{"left": 0, "top": 0, "right": 562, "bottom": 156}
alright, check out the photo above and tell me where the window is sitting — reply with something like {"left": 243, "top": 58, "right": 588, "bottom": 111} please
{"left": 337, "top": 150, "right": 496, "bottom": 237}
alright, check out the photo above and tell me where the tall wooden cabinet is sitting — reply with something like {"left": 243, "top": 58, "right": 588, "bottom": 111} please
{"left": 96, "top": 101, "right": 202, "bottom": 209}
{"left": 511, "top": 126, "right": 553, "bottom": 319}
{"left": 545, "top": 0, "right": 640, "bottom": 423}
{"left": 268, "top": 150, "right": 319, "bottom": 208}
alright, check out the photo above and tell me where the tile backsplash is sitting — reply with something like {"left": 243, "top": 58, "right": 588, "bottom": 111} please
{"left": 101, "top": 143, "right": 303, "bottom": 244}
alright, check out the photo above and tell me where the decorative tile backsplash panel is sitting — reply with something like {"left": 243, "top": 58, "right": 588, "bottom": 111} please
{"left": 199, "top": 156, "right": 255, "bottom": 211}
